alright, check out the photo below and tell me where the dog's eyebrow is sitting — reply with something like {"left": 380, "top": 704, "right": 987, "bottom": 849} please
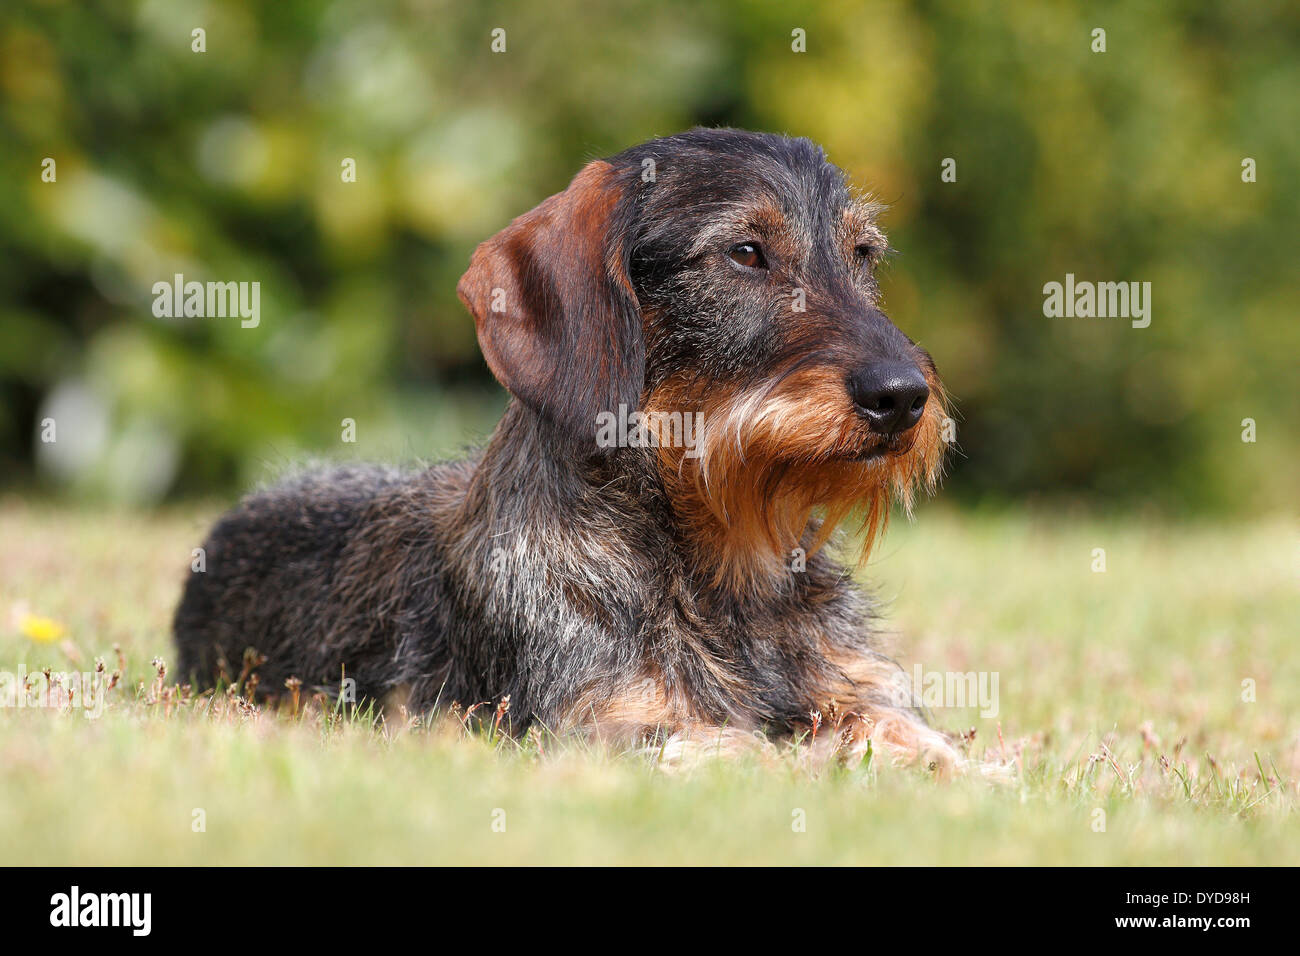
{"left": 843, "top": 199, "right": 885, "bottom": 234}
{"left": 684, "top": 198, "right": 787, "bottom": 257}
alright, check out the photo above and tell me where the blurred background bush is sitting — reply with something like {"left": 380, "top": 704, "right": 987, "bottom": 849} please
{"left": 1, "top": 0, "right": 1296, "bottom": 510}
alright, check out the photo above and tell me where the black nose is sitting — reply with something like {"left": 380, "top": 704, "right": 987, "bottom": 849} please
{"left": 848, "top": 362, "right": 930, "bottom": 436}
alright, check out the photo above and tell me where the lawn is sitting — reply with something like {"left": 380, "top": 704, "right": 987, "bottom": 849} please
{"left": 0, "top": 498, "right": 1296, "bottom": 865}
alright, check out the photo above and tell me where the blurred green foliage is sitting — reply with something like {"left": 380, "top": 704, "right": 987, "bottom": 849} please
{"left": 1, "top": 0, "right": 1296, "bottom": 509}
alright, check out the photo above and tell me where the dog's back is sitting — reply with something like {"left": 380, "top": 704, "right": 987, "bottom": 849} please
{"left": 175, "top": 464, "right": 425, "bottom": 696}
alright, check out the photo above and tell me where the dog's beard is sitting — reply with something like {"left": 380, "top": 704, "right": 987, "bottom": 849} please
{"left": 647, "top": 367, "right": 946, "bottom": 592}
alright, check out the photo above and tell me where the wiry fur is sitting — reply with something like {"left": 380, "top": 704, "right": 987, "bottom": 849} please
{"left": 174, "top": 128, "right": 957, "bottom": 772}
{"left": 648, "top": 365, "right": 946, "bottom": 592}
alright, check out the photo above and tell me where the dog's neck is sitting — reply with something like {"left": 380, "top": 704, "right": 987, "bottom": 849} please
{"left": 457, "top": 401, "right": 843, "bottom": 605}
{"left": 461, "top": 401, "right": 646, "bottom": 515}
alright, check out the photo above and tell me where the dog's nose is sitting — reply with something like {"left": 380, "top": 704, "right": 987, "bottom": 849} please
{"left": 848, "top": 362, "right": 930, "bottom": 436}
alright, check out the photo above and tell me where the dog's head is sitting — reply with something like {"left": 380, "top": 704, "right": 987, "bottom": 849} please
{"left": 458, "top": 128, "right": 946, "bottom": 589}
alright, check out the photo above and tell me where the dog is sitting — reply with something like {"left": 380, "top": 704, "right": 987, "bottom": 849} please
{"left": 173, "top": 128, "right": 955, "bottom": 769}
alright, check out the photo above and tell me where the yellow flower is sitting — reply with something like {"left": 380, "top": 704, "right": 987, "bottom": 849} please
{"left": 20, "top": 614, "right": 64, "bottom": 643}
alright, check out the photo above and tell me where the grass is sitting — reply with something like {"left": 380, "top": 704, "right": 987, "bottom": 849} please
{"left": 1, "top": 497, "right": 1297, "bottom": 865}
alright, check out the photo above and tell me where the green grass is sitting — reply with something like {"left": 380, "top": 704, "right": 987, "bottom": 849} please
{"left": 1, "top": 498, "right": 1297, "bottom": 865}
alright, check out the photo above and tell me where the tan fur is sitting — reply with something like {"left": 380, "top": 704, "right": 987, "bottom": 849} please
{"left": 646, "top": 366, "right": 947, "bottom": 593}
{"left": 557, "top": 674, "right": 684, "bottom": 743}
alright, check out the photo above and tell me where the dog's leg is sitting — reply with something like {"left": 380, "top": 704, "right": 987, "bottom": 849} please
{"left": 810, "top": 647, "right": 962, "bottom": 776}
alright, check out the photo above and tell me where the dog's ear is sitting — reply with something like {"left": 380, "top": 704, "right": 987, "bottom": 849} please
{"left": 457, "top": 160, "right": 642, "bottom": 447}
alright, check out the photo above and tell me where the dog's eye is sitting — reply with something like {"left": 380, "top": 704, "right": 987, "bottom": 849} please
{"left": 854, "top": 243, "right": 877, "bottom": 261}
{"left": 727, "top": 242, "right": 767, "bottom": 270}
